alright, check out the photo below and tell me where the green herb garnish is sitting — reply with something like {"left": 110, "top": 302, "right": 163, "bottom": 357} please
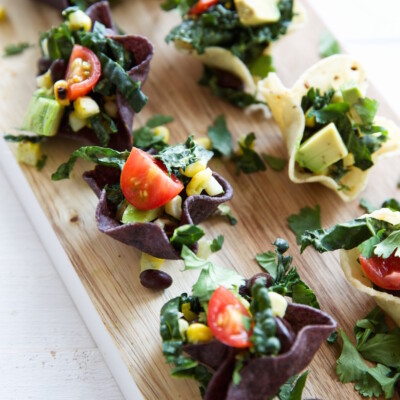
{"left": 256, "top": 239, "right": 320, "bottom": 308}
{"left": 318, "top": 31, "right": 341, "bottom": 58}
{"left": 170, "top": 224, "right": 205, "bottom": 248}
{"left": 217, "top": 204, "right": 238, "bottom": 226}
{"left": 233, "top": 133, "right": 266, "bottom": 175}
{"left": 3, "top": 42, "right": 33, "bottom": 57}
{"left": 287, "top": 205, "right": 321, "bottom": 244}
{"left": 263, "top": 153, "right": 286, "bottom": 171}
{"left": 207, "top": 114, "right": 233, "bottom": 157}
{"left": 336, "top": 307, "right": 400, "bottom": 398}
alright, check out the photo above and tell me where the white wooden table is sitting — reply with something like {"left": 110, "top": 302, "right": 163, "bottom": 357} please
{"left": 0, "top": 1, "right": 399, "bottom": 399}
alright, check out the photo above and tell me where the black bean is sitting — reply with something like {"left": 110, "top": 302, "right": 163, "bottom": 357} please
{"left": 50, "top": 59, "right": 67, "bottom": 83}
{"left": 212, "top": 68, "right": 244, "bottom": 90}
{"left": 37, "top": 57, "right": 52, "bottom": 75}
{"left": 247, "top": 272, "right": 274, "bottom": 291}
{"left": 140, "top": 269, "right": 172, "bottom": 290}
{"left": 275, "top": 317, "right": 295, "bottom": 354}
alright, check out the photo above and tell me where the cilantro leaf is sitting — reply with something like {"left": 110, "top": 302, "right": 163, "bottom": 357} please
{"left": 318, "top": 31, "right": 341, "bottom": 58}
{"left": 278, "top": 371, "right": 309, "bottom": 400}
{"left": 170, "top": 225, "right": 205, "bottom": 248}
{"left": 382, "top": 198, "right": 400, "bottom": 212}
{"left": 374, "top": 230, "right": 400, "bottom": 258}
{"left": 181, "top": 245, "right": 244, "bottom": 302}
{"left": 233, "top": 133, "right": 266, "bottom": 175}
{"left": 52, "top": 146, "right": 130, "bottom": 180}
{"left": 263, "top": 153, "right": 286, "bottom": 171}
{"left": 337, "top": 329, "right": 370, "bottom": 383}
{"left": 249, "top": 54, "right": 275, "bottom": 79}
{"left": 358, "top": 229, "right": 385, "bottom": 259}
{"left": 287, "top": 205, "right": 321, "bottom": 244}
{"left": 337, "top": 309, "right": 400, "bottom": 399}
{"left": 255, "top": 251, "right": 277, "bottom": 279}
{"left": 146, "top": 114, "right": 174, "bottom": 128}
{"left": 210, "top": 235, "right": 224, "bottom": 253}
{"left": 133, "top": 115, "right": 173, "bottom": 151}
{"left": 217, "top": 204, "right": 238, "bottom": 226}
{"left": 360, "top": 198, "right": 378, "bottom": 214}
{"left": 207, "top": 114, "right": 233, "bottom": 157}
{"left": 154, "top": 136, "right": 213, "bottom": 177}
{"left": 3, "top": 42, "right": 33, "bottom": 57}
{"left": 353, "top": 98, "right": 379, "bottom": 126}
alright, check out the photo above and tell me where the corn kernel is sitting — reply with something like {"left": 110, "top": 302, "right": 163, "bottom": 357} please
{"left": 153, "top": 126, "right": 170, "bottom": 144}
{"left": 68, "top": 10, "right": 92, "bottom": 32}
{"left": 36, "top": 70, "right": 53, "bottom": 90}
{"left": 140, "top": 252, "right": 164, "bottom": 272}
{"left": 0, "top": 6, "right": 6, "bottom": 21}
{"left": 195, "top": 136, "right": 212, "bottom": 150}
{"left": 186, "top": 168, "right": 212, "bottom": 196}
{"left": 178, "top": 319, "right": 189, "bottom": 340}
{"left": 69, "top": 110, "right": 87, "bottom": 132}
{"left": 165, "top": 195, "right": 182, "bottom": 220}
{"left": 305, "top": 108, "right": 316, "bottom": 128}
{"left": 268, "top": 292, "right": 288, "bottom": 318}
{"left": 180, "top": 159, "right": 207, "bottom": 178}
{"left": 104, "top": 100, "right": 118, "bottom": 118}
{"left": 16, "top": 141, "right": 41, "bottom": 167}
{"left": 73, "top": 96, "right": 100, "bottom": 119}
{"left": 181, "top": 303, "right": 197, "bottom": 323}
{"left": 186, "top": 323, "right": 213, "bottom": 344}
{"left": 204, "top": 176, "right": 223, "bottom": 196}
{"left": 196, "top": 239, "right": 212, "bottom": 260}
{"left": 54, "top": 80, "right": 70, "bottom": 106}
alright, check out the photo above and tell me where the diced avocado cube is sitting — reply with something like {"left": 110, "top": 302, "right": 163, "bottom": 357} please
{"left": 340, "top": 81, "right": 363, "bottom": 105}
{"left": 22, "top": 95, "right": 64, "bottom": 137}
{"left": 234, "top": 0, "right": 280, "bottom": 26}
{"left": 296, "top": 122, "right": 349, "bottom": 173}
{"left": 121, "top": 203, "right": 162, "bottom": 224}
{"left": 16, "top": 141, "right": 41, "bottom": 166}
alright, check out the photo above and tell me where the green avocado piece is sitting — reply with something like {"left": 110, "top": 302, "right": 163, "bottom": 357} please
{"left": 340, "top": 81, "right": 363, "bottom": 105}
{"left": 296, "top": 122, "right": 349, "bottom": 173}
{"left": 235, "top": 0, "right": 281, "bottom": 26}
{"left": 121, "top": 203, "right": 162, "bottom": 224}
{"left": 22, "top": 93, "right": 64, "bottom": 137}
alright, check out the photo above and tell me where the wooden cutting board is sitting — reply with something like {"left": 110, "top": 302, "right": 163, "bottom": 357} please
{"left": 1, "top": 1, "right": 399, "bottom": 399}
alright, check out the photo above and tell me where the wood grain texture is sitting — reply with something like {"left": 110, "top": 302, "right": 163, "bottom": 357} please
{"left": 1, "top": 1, "right": 399, "bottom": 399}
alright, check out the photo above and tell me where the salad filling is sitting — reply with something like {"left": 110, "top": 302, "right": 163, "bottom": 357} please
{"left": 162, "top": 0, "right": 304, "bottom": 108}
{"left": 8, "top": 1, "right": 153, "bottom": 155}
{"left": 160, "top": 241, "right": 336, "bottom": 399}
{"left": 52, "top": 130, "right": 233, "bottom": 262}
{"left": 259, "top": 55, "right": 400, "bottom": 201}
{"left": 301, "top": 203, "right": 400, "bottom": 326}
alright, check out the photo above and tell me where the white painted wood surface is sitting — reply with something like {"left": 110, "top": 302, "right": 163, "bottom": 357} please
{"left": 0, "top": 1, "right": 399, "bottom": 399}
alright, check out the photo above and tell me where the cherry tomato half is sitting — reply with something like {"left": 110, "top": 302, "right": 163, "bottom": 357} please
{"left": 360, "top": 253, "right": 400, "bottom": 291}
{"left": 207, "top": 286, "right": 252, "bottom": 348}
{"left": 65, "top": 45, "right": 101, "bottom": 101}
{"left": 120, "top": 148, "right": 184, "bottom": 211}
{"left": 189, "top": 0, "right": 219, "bottom": 15}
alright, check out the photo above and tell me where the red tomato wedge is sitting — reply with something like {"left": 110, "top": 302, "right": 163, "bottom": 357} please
{"left": 360, "top": 253, "right": 400, "bottom": 291}
{"left": 207, "top": 286, "right": 252, "bottom": 348}
{"left": 65, "top": 45, "right": 101, "bottom": 101}
{"left": 120, "top": 148, "right": 184, "bottom": 211}
{"left": 189, "top": 0, "right": 219, "bottom": 15}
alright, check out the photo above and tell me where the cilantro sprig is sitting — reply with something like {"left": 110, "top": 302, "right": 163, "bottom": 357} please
{"left": 337, "top": 307, "right": 400, "bottom": 398}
